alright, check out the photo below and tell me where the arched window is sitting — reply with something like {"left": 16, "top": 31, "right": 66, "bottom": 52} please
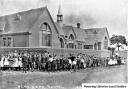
{"left": 60, "top": 38, "right": 64, "bottom": 48}
{"left": 69, "top": 34, "right": 74, "bottom": 40}
{"left": 40, "top": 23, "right": 52, "bottom": 47}
{"left": 68, "top": 34, "right": 74, "bottom": 48}
{"left": 104, "top": 36, "right": 108, "bottom": 49}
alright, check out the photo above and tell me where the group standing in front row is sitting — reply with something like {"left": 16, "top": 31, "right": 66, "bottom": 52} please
{"left": 0, "top": 50, "right": 125, "bottom": 73}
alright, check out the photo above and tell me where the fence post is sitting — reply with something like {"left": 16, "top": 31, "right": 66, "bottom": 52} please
{"left": 126, "top": 50, "right": 128, "bottom": 83}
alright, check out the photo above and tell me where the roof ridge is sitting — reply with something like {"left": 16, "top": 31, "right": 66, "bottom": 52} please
{"left": 0, "top": 6, "right": 46, "bottom": 18}
{"left": 84, "top": 27, "right": 107, "bottom": 30}
{"left": 63, "top": 24, "right": 72, "bottom": 27}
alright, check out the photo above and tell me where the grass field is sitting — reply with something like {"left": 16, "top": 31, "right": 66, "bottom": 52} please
{"left": 0, "top": 65, "right": 126, "bottom": 89}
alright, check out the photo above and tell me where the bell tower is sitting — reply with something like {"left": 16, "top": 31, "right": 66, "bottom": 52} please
{"left": 57, "top": 5, "right": 63, "bottom": 27}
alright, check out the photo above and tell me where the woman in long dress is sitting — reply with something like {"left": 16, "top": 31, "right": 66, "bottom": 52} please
{"left": 13, "top": 57, "right": 19, "bottom": 70}
{"left": 3, "top": 56, "right": 10, "bottom": 70}
{"left": 81, "top": 57, "right": 85, "bottom": 69}
{"left": 72, "top": 58, "right": 77, "bottom": 71}
{"left": 18, "top": 57, "right": 23, "bottom": 69}
{"left": 0, "top": 55, "right": 5, "bottom": 70}
{"left": 68, "top": 59, "right": 72, "bottom": 70}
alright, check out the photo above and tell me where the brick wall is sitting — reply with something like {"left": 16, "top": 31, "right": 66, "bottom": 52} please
{"left": 13, "top": 35, "right": 29, "bottom": 47}
{"left": 29, "top": 9, "right": 60, "bottom": 48}
{"left": 0, "top": 34, "right": 29, "bottom": 47}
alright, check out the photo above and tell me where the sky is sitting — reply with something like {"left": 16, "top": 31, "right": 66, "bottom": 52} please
{"left": 0, "top": 0, "right": 128, "bottom": 40}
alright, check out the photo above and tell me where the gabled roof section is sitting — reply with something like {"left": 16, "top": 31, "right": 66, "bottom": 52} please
{"left": 84, "top": 27, "right": 109, "bottom": 44}
{"left": 62, "top": 24, "right": 76, "bottom": 37}
{"left": 0, "top": 7, "right": 47, "bottom": 34}
{"left": 62, "top": 25, "right": 86, "bottom": 42}
{"left": 63, "top": 25, "right": 72, "bottom": 35}
{"left": 54, "top": 22, "right": 64, "bottom": 36}
{"left": 45, "top": 7, "right": 61, "bottom": 36}
{"left": 73, "top": 27, "right": 86, "bottom": 42}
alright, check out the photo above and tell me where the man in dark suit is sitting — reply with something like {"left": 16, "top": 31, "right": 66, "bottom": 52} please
{"left": 22, "top": 53, "right": 27, "bottom": 73}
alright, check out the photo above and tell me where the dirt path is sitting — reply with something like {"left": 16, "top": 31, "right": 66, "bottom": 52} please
{"left": 0, "top": 65, "right": 126, "bottom": 89}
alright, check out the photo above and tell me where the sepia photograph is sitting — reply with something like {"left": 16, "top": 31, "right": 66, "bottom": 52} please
{"left": 0, "top": 0, "right": 128, "bottom": 89}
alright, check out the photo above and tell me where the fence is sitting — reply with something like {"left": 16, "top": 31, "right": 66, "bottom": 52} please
{"left": 0, "top": 47, "right": 110, "bottom": 57}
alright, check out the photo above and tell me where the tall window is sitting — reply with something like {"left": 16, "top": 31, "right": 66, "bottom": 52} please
{"left": 3, "top": 38, "right": 6, "bottom": 46}
{"left": 78, "top": 43, "right": 82, "bottom": 49}
{"left": 104, "top": 36, "right": 108, "bottom": 49}
{"left": 68, "top": 34, "right": 74, "bottom": 48}
{"left": 8, "top": 37, "right": 11, "bottom": 46}
{"left": 40, "top": 23, "right": 52, "bottom": 47}
{"left": 0, "top": 22, "right": 5, "bottom": 31}
{"left": 69, "top": 34, "right": 74, "bottom": 40}
{"left": 94, "top": 43, "right": 97, "bottom": 50}
{"left": 98, "top": 42, "right": 101, "bottom": 50}
{"left": 60, "top": 38, "right": 64, "bottom": 48}
{"left": 3, "top": 37, "right": 12, "bottom": 47}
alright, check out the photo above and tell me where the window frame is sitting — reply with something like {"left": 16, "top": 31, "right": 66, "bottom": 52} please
{"left": 59, "top": 38, "right": 64, "bottom": 48}
{"left": 78, "top": 42, "right": 82, "bottom": 49}
{"left": 84, "top": 45, "right": 93, "bottom": 49}
{"left": 40, "top": 23, "right": 52, "bottom": 47}
{"left": 7, "top": 37, "right": 13, "bottom": 47}
{"left": 94, "top": 43, "right": 97, "bottom": 50}
{"left": 98, "top": 42, "right": 101, "bottom": 50}
{"left": 0, "top": 22, "right": 5, "bottom": 31}
{"left": 104, "top": 36, "right": 108, "bottom": 49}
{"left": 2, "top": 36, "right": 13, "bottom": 47}
{"left": 3, "top": 37, "right": 6, "bottom": 47}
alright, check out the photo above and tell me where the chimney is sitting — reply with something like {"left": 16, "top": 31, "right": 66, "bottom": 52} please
{"left": 77, "top": 22, "right": 80, "bottom": 28}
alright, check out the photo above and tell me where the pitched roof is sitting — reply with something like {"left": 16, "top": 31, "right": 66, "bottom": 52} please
{"left": 54, "top": 22, "right": 64, "bottom": 36}
{"left": 0, "top": 7, "right": 47, "bottom": 34}
{"left": 73, "top": 27, "right": 86, "bottom": 42}
{"left": 84, "top": 27, "right": 108, "bottom": 45}
{"left": 62, "top": 24, "right": 73, "bottom": 36}
{"left": 62, "top": 25, "right": 86, "bottom": 42}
